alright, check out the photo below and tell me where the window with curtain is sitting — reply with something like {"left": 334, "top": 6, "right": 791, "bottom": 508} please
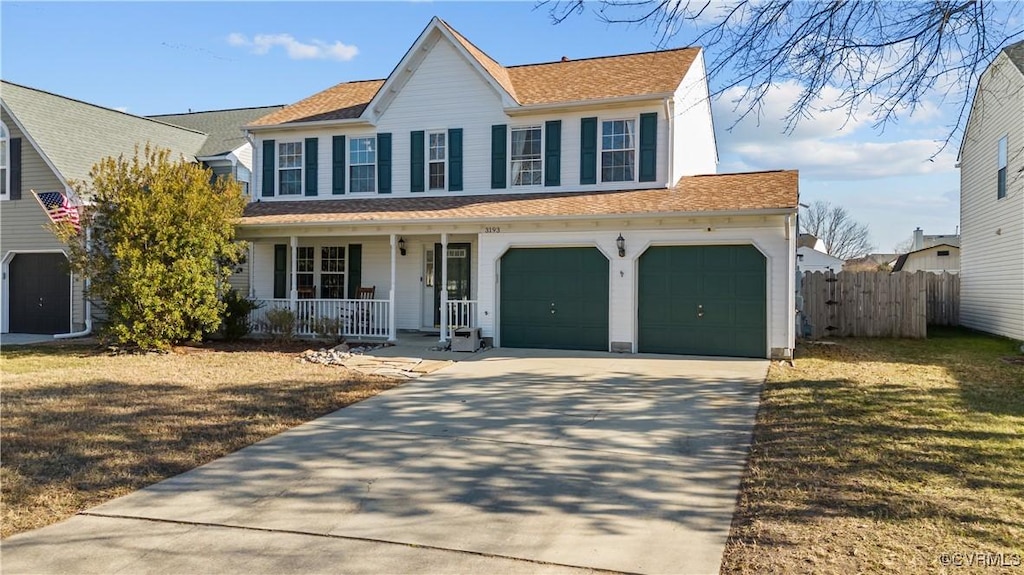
{"left": 277, "top": 141, "right": 302, "bottom": 195}
{"left": 350, "top": 137, "right": 376, "bottom": 193}
{"left": 601, "top": 119, "right": 635, "bottom": 182}
{"left": 297, "top": 247, "right": 314, "bottom": 298}
{"left": 510, "top": 126, "right": 542, "bottom": 186}
{"left": 321, "top": 246, "right": 346, "bottom": 298}
{"left": 998, "top": 136, "right": 1008, "bottom": 199}
{"left": 429, "top": 132, "right": 446, "bottom": 190}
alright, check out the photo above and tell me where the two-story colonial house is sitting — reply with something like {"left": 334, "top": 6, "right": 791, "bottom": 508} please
{"left": 239, "top": 17, "right": 799, "bottom": 359}
{"left": 958, "top": 39, "right": 1024, "bottom": 342}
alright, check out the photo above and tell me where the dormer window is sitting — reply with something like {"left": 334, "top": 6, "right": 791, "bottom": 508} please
{"left": 277, "top": 141, "right": 303, "bottom": 196}
{"left": 601, "top": 119, "right": 635, "bottom": 182}
{"left": 350, "top": 136, "right": 377, "bottom": 193}
{"left": 511, "top": 126, "right": 542, "bottom": 186}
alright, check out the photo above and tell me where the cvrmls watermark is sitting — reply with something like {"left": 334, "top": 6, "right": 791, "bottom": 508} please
{"left": 939, "top": 552, "right": 1021, "bottom": 568}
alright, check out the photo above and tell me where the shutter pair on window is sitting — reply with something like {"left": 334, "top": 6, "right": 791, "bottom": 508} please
{"left": 273, "top": 244, "right": 363, "bottom": 299}
{"left": 410, "top": 128, "right": 463, "bottom": 192}
{"left": 489, "top": 121, "right": 562, "bottom": 189}
{"left": 262, "top": 136, "right": 393, "bottom": 197}
{"left": 579, "top": 113, "right": 658, "bottom": 185}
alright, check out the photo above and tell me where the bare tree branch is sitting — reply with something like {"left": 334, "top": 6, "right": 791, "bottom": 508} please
{"left": 800, "top": 200, "right": 873, "bottom": 260}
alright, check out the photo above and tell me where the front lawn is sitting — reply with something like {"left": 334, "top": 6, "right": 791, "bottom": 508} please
{"left": 722, "top": 327, "right": 1024, "bottom": 574}
{"left": 0, "top": 341, "right": 401, "bottom": 538}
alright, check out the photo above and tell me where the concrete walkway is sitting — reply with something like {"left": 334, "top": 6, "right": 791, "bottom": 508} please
{"left": 0, "top": 333, "right": 59, "bottom": 346}
{"left": 1, "top": 349, "right": 768, "bottom": 575}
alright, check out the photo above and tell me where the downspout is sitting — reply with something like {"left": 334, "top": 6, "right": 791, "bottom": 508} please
{"left": 55, "top": 225, "right": 93, "bottom": 339}
{"left": 664, "top": 97, "right": 674, "bottom": 186}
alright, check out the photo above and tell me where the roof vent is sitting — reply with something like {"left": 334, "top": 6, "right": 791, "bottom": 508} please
{"left": 561, "top": 56, "right": 569, "bottom": 62}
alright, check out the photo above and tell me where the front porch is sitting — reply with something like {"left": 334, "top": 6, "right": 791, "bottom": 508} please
{"left": 242, "top": 233, "right": 480, "bottom": 342}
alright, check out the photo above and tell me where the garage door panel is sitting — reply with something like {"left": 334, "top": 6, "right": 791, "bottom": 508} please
{"left": 639, "top": 245, "right": 766, "bottom": 358}
{"left": 9, "top": 253, "right": 72, "bottom": 334}
{"left": 500, "top": 247, "right": 609, "bottom": 351}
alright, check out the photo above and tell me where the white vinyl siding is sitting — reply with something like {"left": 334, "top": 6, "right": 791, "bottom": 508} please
{"left": 672, "top": 50, "right": 718, "bottom": 180}
{"left": 959, "top": 50, "right": 1024, "bottom": 341}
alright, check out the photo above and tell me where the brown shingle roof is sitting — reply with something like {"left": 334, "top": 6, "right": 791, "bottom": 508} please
{"left": 248, "top": 79, "right": 384, "bottom": 127}
{"left": 248, "top": 20, "right": 699, "bottom": 127}
{"left": 239, "top": 170, "right": 798, "bottom": 226}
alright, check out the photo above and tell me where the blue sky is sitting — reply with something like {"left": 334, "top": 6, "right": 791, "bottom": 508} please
{"left": 2, "top": 1, "right": 965, "bottom": 252}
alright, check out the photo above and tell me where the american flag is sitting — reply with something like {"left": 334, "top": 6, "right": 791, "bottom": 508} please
{"left": 33, "top": 191, "right": 81, "bottom": 231}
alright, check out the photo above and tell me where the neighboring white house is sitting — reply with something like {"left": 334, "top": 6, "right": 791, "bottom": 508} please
{"left": 891, "top": 244, "right": 961, "bottom": 274}
{"left": 796, "top": 233, "right": 843, "bottom": 273}
{"left": 238, "top": 17, "right": 799, "bottom": 359}
{"left": 958, "top": 39, "right": 1024, "bottom": 341}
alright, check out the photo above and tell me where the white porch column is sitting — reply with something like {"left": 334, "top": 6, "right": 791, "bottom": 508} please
{"left": 248, "top": 242, "right": 256, "bottom": 298}
{"left": 439, "top": 232, "right": 449, "bottom": 343}
{"left": 289, "top": 236, "right": 298, "bottom": 311}
{"left": 388, "top": 234, "right": 397, "bottom": 343}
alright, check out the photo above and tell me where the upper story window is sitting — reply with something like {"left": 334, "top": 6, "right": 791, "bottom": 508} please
{"left": 601, "top": 119, "right": 635, "bottom": 182}
{"left": 997, "top": 136, "right": 1008, "bottom": 199}
{"left": 1, "top": 121, "right": 8, "bottom": 198}
{"left": 511, "top": 126, "right": 542, "bottom": 186}
{"left": 428, "top": 132, "right": 446, "bottom": 190}
{"left": 277, "top": 141, "right": 303, "bottom": 195}
{"left": 350, "top": 137, "right": 376, "bottom": 193}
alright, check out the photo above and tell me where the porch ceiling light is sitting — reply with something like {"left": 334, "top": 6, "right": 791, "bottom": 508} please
{"left": 616, "top": 234, "right": 625, "bottom": 257}
{"left": 398, "top": 236, "right": 407, "bottom": 256}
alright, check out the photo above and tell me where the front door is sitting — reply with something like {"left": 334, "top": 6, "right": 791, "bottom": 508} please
{"left": 433, "top": 243, "right": 471, "bottom": 326}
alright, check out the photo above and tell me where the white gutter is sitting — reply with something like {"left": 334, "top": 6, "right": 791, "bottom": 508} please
{"left": 243, "top": 117, "right": 372, "bottom": 132}
{"left": 665, "top": 97, "right": 674, "bottom": 186}
{"left": 54, "top": 226, "right": 93, "bottom": 339}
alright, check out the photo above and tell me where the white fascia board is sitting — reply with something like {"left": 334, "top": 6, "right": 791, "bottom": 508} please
{"left": 504, "top": 93, "right": 671, "bottom": 116}
{"left": 243, "top": 117, "right": 373, "bottom": 132}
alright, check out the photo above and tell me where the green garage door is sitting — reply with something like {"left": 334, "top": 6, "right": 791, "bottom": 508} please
{"left": 500, "top": 247, "right": 609, "bottom": 351}
{"left": 9, "top": 253, "right": 72, "bottom": 334}
{"left": 639, "top": 245, "right": 766, "bottom": 358}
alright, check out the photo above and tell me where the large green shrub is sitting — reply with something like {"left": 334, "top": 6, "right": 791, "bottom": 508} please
{"left": 56, "top": 146, "right": 247, "bottom": 351}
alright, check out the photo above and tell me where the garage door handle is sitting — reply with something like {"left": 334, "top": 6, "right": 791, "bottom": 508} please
{"left": 38, "top": 297, "right": 45, "bottom": 308}
{"left": 697, "top": 304, "right": 704, "bottom": 318}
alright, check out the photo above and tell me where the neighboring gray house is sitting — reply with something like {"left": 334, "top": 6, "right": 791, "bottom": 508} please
{"left": 0, "top": 80, "right": 267, "bottom": 335}
{"left": 149, "top": 106, "right": 283, "bottom": 197}
{"left": 958, "top": 40, "right": 1024, "bottom": 341}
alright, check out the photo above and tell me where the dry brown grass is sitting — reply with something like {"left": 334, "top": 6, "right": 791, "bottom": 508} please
{"left": 721, "top": 327, "right": 1024, "bottom": 574}
{"left": 0, "top": 340, "right": 402, "bottom": 538}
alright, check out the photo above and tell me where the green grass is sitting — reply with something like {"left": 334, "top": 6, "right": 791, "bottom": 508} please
{"left": 721, "top": 327, "right": 1024, "bottom": 574}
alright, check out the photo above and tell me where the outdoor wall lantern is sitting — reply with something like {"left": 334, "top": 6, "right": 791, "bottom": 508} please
{"left": 398, "top": 237, "right": 407, "bottom": 256}
{"left": 616, "top": 234, "right": 626, "bottom": 257}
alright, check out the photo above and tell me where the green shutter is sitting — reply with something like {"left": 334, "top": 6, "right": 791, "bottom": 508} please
{"left": 410, "top": 131, "right": 425, "bottom": 193}
{"left": 449, "top": 128, "right": 463, "bottom": 191}
{"left": 262, "top": 139, "right": 275, "bottom": 197}
{"left": 544, "top": 120, "right": 561, "bottom": 187}
{"left": 273, "top": 244, "right": 287, "bottom": 299}
{"left": 304, "top": 137, "right": 318, "bottom": 196}
{"left": 9, "top": 138, "right": 21, "bottom": 200}
{"left": 580, "top": 117, "right": 597, "bottom": 185}
{"left": 491, "top": 124, "right": 507, "bottom": 189}
{"left": 639, "top": 112, "right": 658, "bottom": 182}
{"left": 347, "top": 244, "right": 363, "bottom": 299}
{"left": 332, "top": 135, "right": 346, "bottom": 194}
{"left": 377, "top": 133, "right": 392, "bottom": 194}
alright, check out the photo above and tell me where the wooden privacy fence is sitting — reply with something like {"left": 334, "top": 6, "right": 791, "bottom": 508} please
{"left": 799, "top": 271, "right": 959, "bottom": 339}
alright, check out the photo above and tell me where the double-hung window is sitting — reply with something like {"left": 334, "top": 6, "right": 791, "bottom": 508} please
{"left": 277, "top": 142, "right": 302, "bottom": 195}
{"left": 350, "top": 137, "right": 376, "bottom": 193}
{"left": 510, "top": 126, "right": 542, "bottom": 186}
{"left": 1, "top": 121, "right": 10, "bottom": 198}
{"left": 320, "top": 246, "right": 346, "bottom": 299}
{"left": 296, "top": 247, "right": 315, "bottom": 298}
{"left": 601, "top": 119, "right": 635, "bottom": 182}
{"left": 998, "top": 136, "right": 1008, "bottom": 199}
{"left": 428, "top": 132, "right": 446, "bottom": 190}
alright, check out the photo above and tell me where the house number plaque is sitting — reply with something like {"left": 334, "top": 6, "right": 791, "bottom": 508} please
{"left": 482, "top": 226, "right": 501, "bottom": 233}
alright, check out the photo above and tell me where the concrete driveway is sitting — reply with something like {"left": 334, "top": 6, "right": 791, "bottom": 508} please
{"left": 1, "top": 349, "right": 767, "bottom": 575}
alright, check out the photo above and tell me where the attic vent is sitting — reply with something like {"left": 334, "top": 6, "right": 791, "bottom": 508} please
{"left": 561, "top": 56, "right": 569, "bottom": 62}
{"left": 937, "top": 250, "right": 950, "bottom": 256}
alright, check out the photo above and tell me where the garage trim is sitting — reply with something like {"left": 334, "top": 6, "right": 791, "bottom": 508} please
{"left": 1, "top": 249, "right": 74, "bottom": 334}
{"left": 631, "top": 238, "right": 773, "bottom": 358}
{"left": 493, "top": 241, "right": 614, "bottom": 349}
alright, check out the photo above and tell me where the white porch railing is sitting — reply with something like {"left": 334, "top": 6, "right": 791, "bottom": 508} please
{"left": 446, "top": 299, "right": 478, "bottom": 341}
{"left": 250, "top": 298, "right": 391, "bottom": 339}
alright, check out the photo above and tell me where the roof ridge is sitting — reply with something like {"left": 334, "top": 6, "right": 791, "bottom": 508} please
{"left": 437, "top": 18, "right": 506, "bottom": 70}
{"left": 148, "top": 104, "right": 286, "bottom": 117}
{"left": 506, "top": 46, "right": 700, "bottom": 69}
{"left": 0, "top": 79, "right": 208, "bottom": 137}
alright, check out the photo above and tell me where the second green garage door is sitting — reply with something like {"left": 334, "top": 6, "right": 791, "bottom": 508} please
{"left": 639, "top": 245, "right": 766, "bottom": 358}
{"left": 500, "top": 247, "right": 609, "bottom": 351}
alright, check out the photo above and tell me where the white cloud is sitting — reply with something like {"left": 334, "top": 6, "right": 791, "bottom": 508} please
{"left": 713, "top": 81, "right": 957, "bottom": 180}
{"left": 227, "top": 33, "right": 358, "bottom": 61}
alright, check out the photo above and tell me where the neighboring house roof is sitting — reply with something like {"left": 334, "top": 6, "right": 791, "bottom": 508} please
{"left": 845, "top": 253, "right": 898, "bottom": 268}
{"left": 1, "top": 80, "right": 208, "bottom": 185}
{"left": 240, "top": 170, "right": 798, "bottom": 226}
{"left": 248, "top": 18, "right": 699, "bottom": 127}
{"left": 797, "top": 233, "right": 819, "bottom": 249}
{"left": 891, "top": 244, "right": 960, "bottom": 272}
{"left": 1004, "top": 39, "right": 1024, "bottom": 76}
{"left": 149, "top": 106, "right": 283, "bottom": 158}
{"left": 923, "top": 234, "right": 960, "bottom": 248}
